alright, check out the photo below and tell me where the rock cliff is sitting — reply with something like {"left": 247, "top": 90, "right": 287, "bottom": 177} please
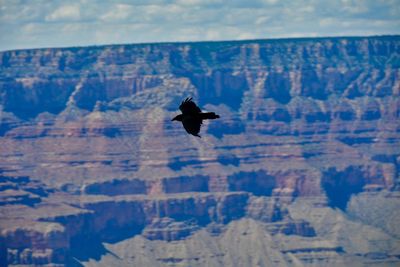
{"left": 0, "top": 36, "right": 399, "bottom": 266}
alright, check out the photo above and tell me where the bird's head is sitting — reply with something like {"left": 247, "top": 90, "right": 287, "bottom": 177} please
{"left": 171, "top": 114, "right": 183, "bottom": 122}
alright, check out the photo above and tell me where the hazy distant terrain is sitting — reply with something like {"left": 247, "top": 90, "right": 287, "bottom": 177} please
{"left": 0, "top": 36, "right": 399, "bottom": 266}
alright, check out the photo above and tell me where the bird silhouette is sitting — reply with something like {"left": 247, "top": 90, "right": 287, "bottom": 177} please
{"left": 172, "top": 97, "right": 220, "bottom": 138}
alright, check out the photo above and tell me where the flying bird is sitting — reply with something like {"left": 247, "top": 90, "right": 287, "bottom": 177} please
{"left": 172, "top": 97, "right": 220, "bottom": 138}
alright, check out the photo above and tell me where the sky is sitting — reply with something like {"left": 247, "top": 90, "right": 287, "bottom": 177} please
{"left": 0, "top": 0, "right": 399, "bottom": 51}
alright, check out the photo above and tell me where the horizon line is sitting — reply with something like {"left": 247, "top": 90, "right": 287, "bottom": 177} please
{"left": 1, "top": 34, "right": 399, "bottom": 53}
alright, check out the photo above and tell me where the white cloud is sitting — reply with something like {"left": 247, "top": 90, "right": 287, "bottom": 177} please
{"left": 22, "top": 23, "right": 37, "bottom": 34}
{"left": 262, "top": 0, "right": 278, "bottom": 4}
{"left": 62, "top": 23, "right": 87, "bottom": 33}
{"left": 255, "top": 16, "right": 270, "bottom": 25}
{"left": 175, "top": 0, "right": 224, "bottom": 7}
{"left": 319, "top": 18, "right": 335, "bottom": 27}
{"left": 340, "top": 0, "right": 369, "bottom": 14}
{"left": 45, "top": 4, "right": 81, "bottom": 22}
{"left": 100, "top": 4, "right": 133, "bottom": 21}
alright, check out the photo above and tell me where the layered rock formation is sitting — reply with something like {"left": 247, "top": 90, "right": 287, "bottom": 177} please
{"left": 0, "top": 36, "right": 399, "bottom": 266}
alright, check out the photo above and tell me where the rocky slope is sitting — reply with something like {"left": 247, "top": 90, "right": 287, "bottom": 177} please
{"left": 0, "top": 36, "right": 399, "bottom": 266}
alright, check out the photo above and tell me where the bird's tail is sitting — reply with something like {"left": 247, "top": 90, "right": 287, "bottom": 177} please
{"left": 200, "top": 112, "right": 220, "bottom": 120}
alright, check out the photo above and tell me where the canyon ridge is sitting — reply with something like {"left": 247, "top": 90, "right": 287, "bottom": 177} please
{"left": 0, "top": 36, "right": 399, "bottom": 266}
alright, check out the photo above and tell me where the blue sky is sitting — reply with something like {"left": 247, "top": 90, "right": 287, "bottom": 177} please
{"left": 0, "top": 0, "right": 399, "bottom": 51}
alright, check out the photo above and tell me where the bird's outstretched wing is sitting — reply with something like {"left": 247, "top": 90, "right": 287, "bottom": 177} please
{"left": 179, "top": 97, "right": 201, "bottom": 115}
{"left": 182, "top": 116, "right": 202, "bottom": 137}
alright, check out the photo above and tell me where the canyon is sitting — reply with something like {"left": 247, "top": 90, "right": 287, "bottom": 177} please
{"left": 0, "top": 36, "right": 399, "bottom": 266}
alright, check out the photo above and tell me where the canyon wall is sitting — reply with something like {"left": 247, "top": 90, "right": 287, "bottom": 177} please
{"left": 0, "top": 36, "right": 399, "bottom": 266}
